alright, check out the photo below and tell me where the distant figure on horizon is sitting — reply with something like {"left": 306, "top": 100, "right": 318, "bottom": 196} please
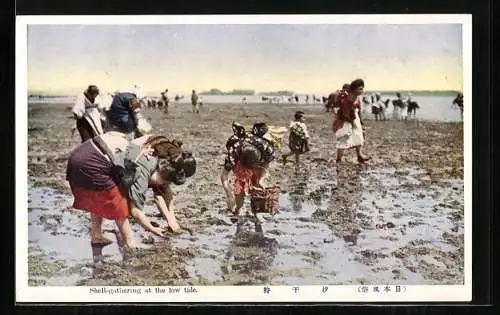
{"left": 400, "top": 93, "right": 409, "bottom": 120}
{"left": 162, "top": 89, "right": 169, "bottom": 114}
{"left": 452, "top": 92, "right": 464, "bottom": 119}
{"left": 392, "top": 92, "right": 404, "bottom": 120}
{"left": 71, "top": 85, "right": 105, "bottom": 142}
{"left": 294, "top": 95, "right": 299, "bottom": 103}
{"left": 191, "top": 90, "right": 200, "bottom": 114}
{"left": 371, "top": 92, "right": 386, "bottom": 121}
{"left": 406, "top": 93, "right": 420, "bottom": 119}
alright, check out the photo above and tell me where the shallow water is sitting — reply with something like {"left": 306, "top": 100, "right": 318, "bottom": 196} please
{"left": 27, "top": 185, "right": 152, "bottom": 285}
{"left": 169, "top": 166, "right": 464, "bottom": 285}
{"left": 26, "top": 162, "right": 464, "bottom": 286}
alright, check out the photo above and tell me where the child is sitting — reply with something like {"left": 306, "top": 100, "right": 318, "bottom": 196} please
{"left": 282, "top": 111, "right": 310, "bottom": 165}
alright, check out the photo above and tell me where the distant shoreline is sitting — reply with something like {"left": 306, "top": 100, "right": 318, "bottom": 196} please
{"left": 28, "top": 90, "right": 461, "bottom": 98}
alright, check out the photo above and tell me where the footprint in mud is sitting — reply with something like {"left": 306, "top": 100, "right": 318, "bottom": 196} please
{"left": 222, "top": 228, "right": 279, "bottom": 279}
{"left": 375, "top": 222, "right": 396, "bottom": 229}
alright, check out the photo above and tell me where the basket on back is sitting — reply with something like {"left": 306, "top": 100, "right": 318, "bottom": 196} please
{"left": 250, "top": 185, "right": 279, "bottom": 215}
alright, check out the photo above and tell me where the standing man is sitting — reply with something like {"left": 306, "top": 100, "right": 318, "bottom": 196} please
{"left": 162, "top": 88, "right": 170, "bottom": 113}
{"left": 72, "top": 85, "right": 104, "bottom": 142}
{"left": 191, "top": 89, "right": 199, "bottom": 114}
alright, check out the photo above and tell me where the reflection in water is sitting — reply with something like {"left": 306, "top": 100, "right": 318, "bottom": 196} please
{"left": 328, "top": 164, "right": 363, "bottom": 245}
{"left": 286, "top": 166, "right": 310, "bottom": 213}
{"left": 221, "top": 218, "right": 279, "bottom": 283}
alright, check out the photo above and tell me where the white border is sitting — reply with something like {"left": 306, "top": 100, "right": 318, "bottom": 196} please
{"left": 16, "top": 14, "right": 472, "bottom": 303}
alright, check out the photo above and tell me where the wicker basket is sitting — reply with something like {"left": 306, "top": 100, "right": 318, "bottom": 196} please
{"left": 250, "top": 185, "right": 279, "bottom": 215}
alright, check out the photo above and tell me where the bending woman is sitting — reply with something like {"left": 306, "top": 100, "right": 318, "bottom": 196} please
{"left": 221, "top": 122, "right": 248, "bottom": 212}
{"left": 66, "top": 132, "right": 196, "bottom": 248}
{"left": 228, "top": 123, "right": 277, "bottom": 216}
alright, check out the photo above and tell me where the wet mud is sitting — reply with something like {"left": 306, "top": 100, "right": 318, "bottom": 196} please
{"left": 27, "top": 102, "right": 464, "bottom": 286}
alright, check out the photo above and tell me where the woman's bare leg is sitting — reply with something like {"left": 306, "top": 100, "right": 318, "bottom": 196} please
{"left": 234, "top": 194, "right": 245, "bottom": 216}
{"left": 90, "top": 214, "right": 113, "bottom": 244}
{"left": 258, "top": 167, "right": 269, "bottom": 187}
{"left": 221, "top": 169, "right": 235, "bottom": 212}
{"left": 355, "top": 145, "right": 370, "bottom": 162}
{"left": 294, "top": 152, "right": 300, "bottom": 165}
{"left": 281, "top": 151, "right": 291, "bottom": 164}
{"left": 115, "top": 217, "right": 135, "bottom": 248}
{"left": 336, "top": 149, "right": 344, "bottom": 163}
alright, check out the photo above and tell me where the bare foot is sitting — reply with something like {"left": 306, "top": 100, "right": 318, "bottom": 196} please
{"left": 227, "top": 198, "right": 236, "bottom": 213}
{"left": 91, "top": 235, "right": 113, "bottom": 246}
{"left": 357, "top": 155, "right": 371, "bottom": 163}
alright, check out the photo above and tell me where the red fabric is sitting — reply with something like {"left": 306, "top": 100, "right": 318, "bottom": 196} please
{"left": 332, "top": 119, "right": 344, "bottom": 133}
{"left": 232, "top": 162, "right": 262, "bottom": 196}
{"left": 333, "top": 93, "right": 359, "bottom": 133}
{"left": 70, "top": 184, "right": 129, "bottom": 220}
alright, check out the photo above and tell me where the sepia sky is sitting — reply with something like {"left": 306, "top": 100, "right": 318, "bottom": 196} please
{"left": 27, "top": 23, "right": 463, "bottom": 95}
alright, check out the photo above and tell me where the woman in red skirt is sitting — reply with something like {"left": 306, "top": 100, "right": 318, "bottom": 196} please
{"left": 66, "top": 132, "right": 196, "bottom": 248}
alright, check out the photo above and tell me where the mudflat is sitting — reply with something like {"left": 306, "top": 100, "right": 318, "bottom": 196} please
{"left": 27, "top": 102, "right": 464, "bottom": 286}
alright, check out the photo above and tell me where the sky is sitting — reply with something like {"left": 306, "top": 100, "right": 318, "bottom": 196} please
{"left": 27, "top": 23, "right": 463, "bottom": 95}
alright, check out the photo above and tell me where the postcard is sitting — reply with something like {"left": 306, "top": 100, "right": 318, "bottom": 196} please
{"left": 16, "top": 14, "right": 471, "bottom": 303}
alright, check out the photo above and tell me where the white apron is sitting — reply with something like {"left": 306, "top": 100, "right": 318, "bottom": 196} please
{"left": 335, "top": 108, "right": 364, "bottom": 149}
{"left": 72, "top": 93, "right": 104, "bottom": 135}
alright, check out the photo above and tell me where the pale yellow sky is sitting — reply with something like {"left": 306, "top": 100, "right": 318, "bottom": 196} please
{"left": 27, "top": 24, "right": 464, "bottom": 95}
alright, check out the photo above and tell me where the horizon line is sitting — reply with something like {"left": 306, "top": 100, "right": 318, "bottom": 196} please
{"left": 28, "top": 89, "right": 462, "bottom": 96}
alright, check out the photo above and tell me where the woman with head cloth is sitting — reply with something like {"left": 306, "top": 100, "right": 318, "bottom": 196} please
{"left": 105, "top": 91, "right": 152, "bottom": 139}
{"left": 66, "top": 132, "right": 196, "bottom": 249}
{"left": 332, "top": 78, "right": 371, "bottom": 164}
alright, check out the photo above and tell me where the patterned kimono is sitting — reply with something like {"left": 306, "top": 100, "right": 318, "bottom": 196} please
{"left": 288, "top": 121, "right": 309, "bottom": 153}
{"left": 229, "top": 135, "right": 276, "bottom": 196}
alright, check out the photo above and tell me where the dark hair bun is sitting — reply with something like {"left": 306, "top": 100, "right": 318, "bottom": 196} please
{"left": 240, "top": 144, "right": 261, "bottom": 169}
{"left": 349, "top": 78, "right": 365, "bottom": 90}
{"left": 145, "top": 135, "right": 184, "bottom": 159}
{"left": 294, "top": 111, "right": 304, "bottom": 120}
